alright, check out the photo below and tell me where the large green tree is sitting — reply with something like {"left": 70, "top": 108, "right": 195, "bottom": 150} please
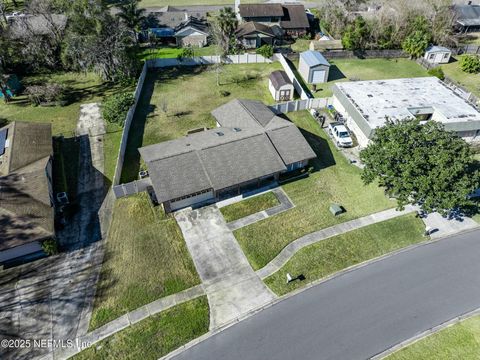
{"left": 341, "top": 16, "right": 370, "bottom": 51}
{"left": 116, "top": 0, "right": 145, "bottom": 42}
{"left": 360, "top": 119, "right": 480, "bottom": 215}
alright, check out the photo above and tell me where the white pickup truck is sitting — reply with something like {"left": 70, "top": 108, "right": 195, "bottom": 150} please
{"left": 328, "top": 122, "right": 353, "bottom": 148}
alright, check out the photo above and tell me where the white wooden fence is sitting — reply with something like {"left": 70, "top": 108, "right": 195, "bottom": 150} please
{"left": 112, "top": 62, "right": 148, "bottom": 186}
{"left": 269, "top": 97, "right": 330, "bottom": 114}
{"left": 146, "top": 53, "right": 272, "bottom": 68}
{"left": 274, "top": 53, "right": 312, "bottom": 100}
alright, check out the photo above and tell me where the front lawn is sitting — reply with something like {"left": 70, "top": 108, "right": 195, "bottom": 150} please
{"left": 120, "top": 62, "right": 283, "bottom": 183}
{"left": 265, "top": 213, "right": 426, "bottom": 296}
{"left": 235, "top": 111, "right": 395, "bottom": 270}
{"left": 292, "top": 58, "right": 428, "bottom": 98}
{"left": 387, "top": 315, "right": 480, "bottom": 360}
{"left": 75, "top": 296, "right": 209, "bottom": 360}
{"left": 441, "top": 56, "right": 480, "bottom": 98}
{"left": 138, "top": 45, "right": 217, "bottom": 60}
{"left": 220, "top": 192, "right": 280, "bottom": 223}
{"left": 89, "top": 193, "right": 200, "bottom": 330}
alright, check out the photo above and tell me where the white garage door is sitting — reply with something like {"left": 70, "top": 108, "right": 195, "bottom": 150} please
{"left": 170, "top": 190, "right": 214, "bottom": 211}
{"left": 312, "top": 70, "right": 326, "bottom": 84}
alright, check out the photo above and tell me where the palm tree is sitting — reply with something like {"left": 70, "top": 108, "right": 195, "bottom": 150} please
{"left": 116, "top": 0, "right": 145, "bottom": 42}
{"left": 212, "top": 7, "right": 238, "bottom": 56}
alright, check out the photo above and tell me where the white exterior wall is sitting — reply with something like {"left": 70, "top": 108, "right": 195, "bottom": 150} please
{"left": 269, "top": 80, "right": 294, "bottom": 101}
{"left": 424, "top": 51, "right": 451, "bottom": 64}
{"left": 298, "top": 56, "right": 310, "bottom": 84}
{"left": 332, "top": 95, "right": 371, "bottom": 148}
{"left": 458, "top": 130, "right": 480, "bottom": 143}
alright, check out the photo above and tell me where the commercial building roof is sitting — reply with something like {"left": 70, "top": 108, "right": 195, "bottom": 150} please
{"left": 300, "top": 50, "right": 330, "bottom": 68}
{"left": 333, "top": 77, "right": 480, "bottom": 132}
{"left": 139, "top": 99, "right": 316, "bottom": 203}
{"left": 269, "top": 70, "right": 292, "bottom": 90}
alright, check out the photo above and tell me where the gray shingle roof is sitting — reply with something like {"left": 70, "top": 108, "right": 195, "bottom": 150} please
{"left": 454, "top": 5, "right": 480, "bottom": 27}
{"left": 140, "top": 99, "right": 316, "bottom": 203}
{"left": 280, "top": 5, "right": 310, "bottom": 30}
{"left": 238, "top": 4, "right": 284, "bottom": 17}
{"left": 269, "top": 70, "right": 292, "bottom": 90}
{"left": 235, "top": 21, "right": 276, "bottom": 38}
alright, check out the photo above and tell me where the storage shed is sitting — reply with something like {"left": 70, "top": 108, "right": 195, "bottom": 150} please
{"left": 269, "top": 70, "right": 294, "bottom": 101}
{"left": 298, "top": 50, "right": 330, "bottom": 84}
{"left": 424, "top": 46, "right": 451, "bottom": 64}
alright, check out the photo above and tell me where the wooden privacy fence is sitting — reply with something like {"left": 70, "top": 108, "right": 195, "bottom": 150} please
{"left": 146, "top": 53, "right": 272, "bottom": 68}
{"left": 269, "top": 97, "right": 330, "bottom": 114}
{"left": 112, "top": 62, "right": 148, "bottom": 186}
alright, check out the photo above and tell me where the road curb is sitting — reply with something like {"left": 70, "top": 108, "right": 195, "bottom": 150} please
{"left": 159, "top": 225, "right": 480, "bottom": 360}
{"left": 370, "top": 307, "right": 480, "bottom": 359}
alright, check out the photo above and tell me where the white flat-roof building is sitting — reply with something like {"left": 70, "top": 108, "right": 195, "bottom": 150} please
{"left": 332, "top": 77, "right": 480, "bottom": 147}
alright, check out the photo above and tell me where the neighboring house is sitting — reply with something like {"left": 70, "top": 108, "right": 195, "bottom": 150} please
{"left": 298, "top": 50, "right": 331, "bottom": 85}
{"left": 235, "top": 21, "right": 276, "bottom": 48}
{"left": 174, "top": 17, "right": 209, "bottom": 47}
{"left": 269, "top": 70, "right": 294, "bottom": 101}
{"left": 332, "top": 77, "right": 480, "bottom": 148}
{"left": 7, "top": 14, "right": 67, "bottom": 39}
{"left": 453, "top": 4, "right": 480, "bottom": 32}
{"left": 0, "top": 122, "right": 54, "bottom": 266}
{"left": 138, "top": 99, "right": 316, "bottom": 212}
{"left": 236, "top": 3, "right": 310, "bottom": 38}
{"left": 424, "top": 45, "right": 452, "bottom": 64}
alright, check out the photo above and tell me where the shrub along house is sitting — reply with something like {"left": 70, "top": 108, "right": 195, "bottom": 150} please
{"left": 137, "top": 99, "right": 316, "bottom": 212}
{"left": 0, "top": 122, "right": 54, "bottom": 267}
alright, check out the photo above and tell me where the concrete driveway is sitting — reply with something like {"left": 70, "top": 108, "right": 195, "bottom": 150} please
{"left": 175, "top": 206, "right": 275, "bottom": 329}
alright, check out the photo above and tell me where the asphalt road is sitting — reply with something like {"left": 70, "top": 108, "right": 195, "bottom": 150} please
{"left": 172, "top": 229, "right": 480, "bottom": 360}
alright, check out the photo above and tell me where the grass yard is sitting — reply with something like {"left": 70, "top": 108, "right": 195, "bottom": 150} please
{"left": 291, "top": 39, "right": 311, "bottom": 53}
{"left": 292, "top": 58, "right": 428, "bottom": 98}
{"left": 387, "top": 315, "right": 480, "bottom": 360}
{"left": 138, "top": 45, "right": 217, "bottom": 60}
{"left": 103, "top": 122, "right": 124, "bottom": 185}
{"left": 120, "top": 62, "right": 283, "bottom": 183}
{"left": 220, "top": 192, "right": 280, "bottom": 223}
{"left": 75, "top": 297, "right": 209, "bottom": 360}
{"left": 89, "top": 193, "right": 200, "bottom": 330}
{"left": 235, "top": 111, "right": 395, "bottom": 270}
{"left": 265, "top": 213, "right": 426, "bottom": 296}
{"left": 441, "top": 56, "right": 480, "bottom": 98}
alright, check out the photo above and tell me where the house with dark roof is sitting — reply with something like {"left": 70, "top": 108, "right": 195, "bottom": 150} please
{"left": 0, "top": 121, "right": 54, "bottom": 266}
{"left": 235, "top": 21, "right": 276, "bottom": 48}
{"left": 453, "top": 4, "right": 480, "bottom": 32}
{"left": 137, "top": 99, "right": 316, "bottom": 212}
{"left": 236, "top": 3, "right": 310, "bottom": 38}
{"left": 174, "top": 17, "right": 210, "bottom": 47}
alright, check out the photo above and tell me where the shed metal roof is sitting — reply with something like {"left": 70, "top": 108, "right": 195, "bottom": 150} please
{"left": 300, "top": 50, "right": 330, "bottom": 68}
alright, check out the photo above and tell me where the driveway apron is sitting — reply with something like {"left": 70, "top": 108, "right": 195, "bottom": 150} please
{"left": 175, "top": 205, "right": 275, "bottom": 329}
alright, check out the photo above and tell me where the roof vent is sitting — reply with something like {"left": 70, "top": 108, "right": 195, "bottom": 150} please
{"left": 215, "top": 131, "right": 224, "bottom": 136}
{"left": 233, "top": 127, "right": 242, "bottom": 132}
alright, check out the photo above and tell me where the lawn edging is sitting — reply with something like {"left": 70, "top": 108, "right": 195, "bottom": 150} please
{"left": 371, "top": 307, "right": 480, "bottom": 360}
{"left": 160, "top": 226, "right": 480, "bottom": 360}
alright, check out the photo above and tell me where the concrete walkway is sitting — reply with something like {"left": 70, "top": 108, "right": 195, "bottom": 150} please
{"left": 256, "top": 205, "right": 417, "bottom": 279}
{"left": 175, "top": 206, "right": 276, "bottom": 329}
{"left": 422, "top": 212, "right": 478, "bottom": 239}
{"left": 227, "top": 188, "right": 294, "bottom": 231}
{"left": 51, "top": 285, "right": 205, "bottom": 360}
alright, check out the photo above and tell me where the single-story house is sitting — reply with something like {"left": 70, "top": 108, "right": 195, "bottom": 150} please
{"left": 269, "top": 70, "right": 294, "bottom": 101}
{"left": 453, "top": 4, "right": 480, "bottom": 32}
{"left": 424, "top": 45, "right": 451, "bottom": 64}
{"left": 331, "top": 77, "right": 480, "bottom": 148}
{"left": 0, "top": 121, "right": 54, "bottom": 266}
{"left": 237, "top": 3, "right": 310, "bottom": 38}
{"left": 298, "top": 50, "right": 330, "bottom": 84}
{"left": 138, "top": 99, "right": 316, "bottom": 212}
{"left": 235, "top": 21, "right": 276, "bottom": 48}
{"left": 174, "top": 17, "right": 209, "bottom": 47}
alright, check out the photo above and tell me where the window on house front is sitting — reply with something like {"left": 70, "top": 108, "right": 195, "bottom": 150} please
{"left": 429, "top": 53, "right": 435, "bottom": 60}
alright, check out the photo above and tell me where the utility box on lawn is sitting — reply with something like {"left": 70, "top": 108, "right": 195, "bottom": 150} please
{"left": 329, "top": 203, "right": 344, "bottom": 216}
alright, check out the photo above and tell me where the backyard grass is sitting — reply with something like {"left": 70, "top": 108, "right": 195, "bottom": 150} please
{"left": 120, "top": 62, "right": 283, "bottom": 183}
{"left": 293, "top": 58, "right": 428, "bottom": 98}
{"left": 441, "top": 56, "right": 480, "bottom": 98}
{"left": 235, "top": 111, "right": 395, "bottom": 270}
{"left": 75, "top": 297, "right": 209, "bottom": 360}
{"left": 89, "top": 193, "right": 200, "bottom": 330}
{"left": 138, "top": 45, "right": 217, "bottom": 60}
{"left": 387, "top": 315, "right": 480, "bottom": 360}
{"left": 220, "top": 192, "right": 280, "bottom": 223}
{"left": 291, "top": 39, "right": 311, "bottom": 53}
{"left": 265, "top": 213, "right": 426, "bottom": 296}
{"left": 103, "top": 122, "right": 124, "bottom": 185}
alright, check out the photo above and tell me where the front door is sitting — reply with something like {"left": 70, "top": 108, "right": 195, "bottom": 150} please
{"left": 279, "top": 89, "right": 291, "bottom": 101}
